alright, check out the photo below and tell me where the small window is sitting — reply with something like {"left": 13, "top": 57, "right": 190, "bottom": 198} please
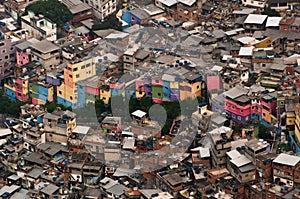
{"left": 240, "top": 110, "right": 244, "bottom": 113}
{"left": 59, "top": 91, "right": 62, "bottom": 94}
{"left": 70, "top": 96, "right": 73, "bottom": 100}
{"left": 231, "top": 105, "right": 235, "bottom": 109}
{"left": 76, "top": 74, "right": 80, "bottom": 78}
{"left": 73, "top": 67, "right": 78, "bottom": 72}
{"left": 81, "top": 65, "right": 85, "bottom": 69}
{"left": 69, "top": 74, "right": 72, "bottom": 78}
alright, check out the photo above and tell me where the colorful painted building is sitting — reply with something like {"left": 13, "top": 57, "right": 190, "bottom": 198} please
{"left": 15, "top": 38, "right": 39, "bottom": 66}
{"left": 64, "top": 56, "right": 96, "bottom": 87}
{"left": 225, "top": 86, "right": 251, "bottom": 124}
{"left": 260, "top": 92, "right": 277, "bottom": 126}
{"left": 29, "top": 81, "right": 54, "bottom": 105}
{"left": 100, "top": 85, "right": 111, "bottom": 105}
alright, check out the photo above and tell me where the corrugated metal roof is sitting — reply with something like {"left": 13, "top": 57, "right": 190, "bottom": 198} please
{"left": 244, "top": 14, "right": 268, "bottom": 24}
{"left": 266, "top": 17, "right": 282, "bottom": 27}
{"left": 230, "top": 155, "right": 251, "bottom": 167}
{"left": 273, "top": 153, "right": 300, "bottom": 167}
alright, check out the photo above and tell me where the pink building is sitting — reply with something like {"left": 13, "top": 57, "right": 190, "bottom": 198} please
{"left": 15, "top": 78, "right": 29, "bottom": 101}
{"left": 15, "top": 38, "right": 39, "bottom": 66}
{"left": 225, "top": 86, "right": 251, "bottom": 123}
{"left": 151, "top": 77, "right": 163, "bottom": 86}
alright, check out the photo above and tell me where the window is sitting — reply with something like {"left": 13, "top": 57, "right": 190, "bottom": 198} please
{"left": 73, "top": 67, "right": 78, "bottom": 72}
{"left": 158, "top": 93, "right": 161, "bottom": 96}
{"left": 86, "top": 63, "right": 91, "bottom": 67}
{"left": 240, "top": 110, "right": 244, "bottom": 113}
{"left": 262, "top": 113, "right": 266, "bottom": 117}
{"left": 81, "top": 65, "right": 85, "bottom": 69}
{"left": 70, "top": 96, "right": 73, "bottom": 100}
{"left": 76, "top": 74, "right": 80, "bottom": 78}
{"left": 237, "top": 116, "right": 241, "bottom": 120}
{"left": 231, "top": 105, "right": 235, "bottom": 109}
{"left": 251, "top": 106, "right": 255, "bottom": 110}
{"left": 2, "top": 49, "right": 6, "bottom": 53}
{"left": 4, "top": 55, "right": 8, "bottom": 59}
{"left": 59, "top": 91, "right": 62, "bottom": 95}
{"left": 69, "top": 74, "right": 73, "bottom": 78}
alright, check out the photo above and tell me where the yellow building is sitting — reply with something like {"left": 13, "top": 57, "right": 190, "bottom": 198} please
{"left": 64, "top": 56, "right": 96, "bottom": 87}
{"left": 135, "top": 90, "right": 145, "bottom": 100}
{"left": 100, "top": 85, "right": 111, "bottom": 104}
{"left": 191, "top": 81, "right": 202, "bottom": 97}
{"left": 57, "top": 83, "right": 78, "bottom": 104}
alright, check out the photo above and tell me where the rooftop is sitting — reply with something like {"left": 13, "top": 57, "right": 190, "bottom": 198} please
{"left": 273, "top": 153, "right": 300, "bottom": 167}
{"left": 244, "top": 14, "right": 268, "bottom": 24}
{"left": 230, "top": 155, "right": 251, "bottom": 168}
{"left": 30, "top": 40, "right": 59, "bottom": 53}
{"left": 245, "top": 139, "right": 270, "bottom": 152}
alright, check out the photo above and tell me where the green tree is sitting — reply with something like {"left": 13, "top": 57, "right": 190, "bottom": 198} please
{"left": 24, "top": 0, "right": 73, "bottom": 26}
{"left": 162, "top": 101, "right": 181, "bottom": 120}
{"left": 140, "top": 96, "right": 152, "bottom": 112}
{"left": 0, "top": 91, "right": 26, "bottom": 117}
{"left": 161, "top": 119, "right": 173, "bottom": 135}
{"left": 95, "top": 98, "right": 108, "bottom": 117}
{"left": 129, "top": 95, "right": 140, "bottom": 114}
{"left": 92, "top": 13, "right": 122, "bottom": 31}
{"left": 258, "top": 123, "right": 273, "bottom": 140}
{"left": 43, "top": 101, "right": 72, "bottom": 112}
{"left": 262, "top": 7, "right": 280, "bottom": 17}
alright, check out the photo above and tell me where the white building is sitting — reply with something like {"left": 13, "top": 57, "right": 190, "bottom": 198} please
{"left": 242, "top": 0, "right": 267, "bottom": 8}
{"left": 82, "top": 0, "right": 117, "bottom": 20}
{"left": 21, "top": 11, "right": 57, "bottom": 41}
